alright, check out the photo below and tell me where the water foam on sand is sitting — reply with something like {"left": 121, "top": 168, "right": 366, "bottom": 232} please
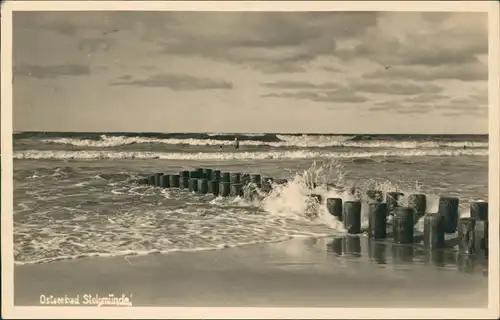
{"left": 14, "top": 148, "right": 488, "bottom": 160}
{"left": 13, "top": 161, "right": 478, "bottom": 265}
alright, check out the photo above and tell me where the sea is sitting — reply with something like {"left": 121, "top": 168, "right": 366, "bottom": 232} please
{"left": 12, "top": 132, "right": 489, "bottom": 265}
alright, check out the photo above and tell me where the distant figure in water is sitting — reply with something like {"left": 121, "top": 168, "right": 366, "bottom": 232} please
{"left": 463, "top": 145, "right": 466, "bottom": 150}
{"left": 234, "top": 137, "right": 240, "bottom": 150}
{"left": 219, "top": 145, "right": 223, "bottom": 151}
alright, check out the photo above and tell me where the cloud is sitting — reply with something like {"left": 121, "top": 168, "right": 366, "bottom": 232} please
{"left": 405, "top": 93, "right": 448, "bottom": 103}
{"left": 433, "top": 98, "right": 487, "bottom": 112}
{"left": 261, "top": 80, "right": 341, "bottom": 90}
{"left": 420, "top": 12, "right": 454, "bottom": 24}
{"left": 255, "top": 63, "right": 307, "bottom": 74}
{"left": 469, "top": 93, "right": 488, "bottom": 104}
{"left": 262, "top": 89, "right": 367, "bottom": 103}
{"left": 13, "top": 11, "right": 132, "bottom": 36}
{"left": 156, "top": 12, "right": 379, "bottom": 73}
{"left": 41, "top": 20, "right": 78, "bottom": 36}
{"left": 13, "top": 64, "right": 91, "bottom": 79}
{"left": 439, "top": 112, "right": 464, "bottom": 117}
{"left": 368, "top": 93, "right": 487, "bottom": 116}
{"left": 368, "top": 101, "right": 432, "bottom": 115}
{"left": 396, "top": 104, "right": 432, "bottom": 114}
{"left": 14, "top": 11, "right": 487, "bottom": 78}
{"left": 351, "top": 80, "right": 442, "bottom": 95}
{"left": 368, "top": 100, "right": 402, "bottom": 112}
{"left": 116, "top": 74, "right": 133, "bottom": 81}
{"left": 110, "top": 73, "right": 233, "bottom": 90}
{"left": 78, "top": 38, "right": 114, "bottom": 53}
{"left": 362, "top": 62, "right": 487, "bottom": 82}
{"left": 261, "top": 80, "right": 366, "bottom": 103}
{"left": 14, "top": 12, "right": 79, "bottom": 36}
{"left": 439, "top": 107, "right": 487, "bottom": 118}
{"left": 336, "top": 12, "right": 487, "bottom": 68}
{"left": 322, "top": 66, "right": 342, "bottom": 72}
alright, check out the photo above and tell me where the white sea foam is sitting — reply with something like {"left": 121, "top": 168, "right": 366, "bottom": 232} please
{"left": 40, "top": 135, "right": 488, "bottom": 149}
{"left": 13, "top": 159, "right": 483, "bottom": 265}
{"left": 13, "top": 237, "right": 292, "bottom": 265}
{"left": 14, "top": 148, "right": 488, "bottom": 160}
{"left": 207, "top": 133, "right": 267, "bottom": 137}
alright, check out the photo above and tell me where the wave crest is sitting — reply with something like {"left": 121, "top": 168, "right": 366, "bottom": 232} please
{"left": 14, "top": 148, "right": 488, "bottom": 161}
{"left": 39, "top": 134, "right": 488, "bottom": 149}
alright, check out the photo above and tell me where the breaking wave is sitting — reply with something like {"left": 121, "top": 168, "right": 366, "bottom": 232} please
{"left": 14, "top": 159, "right": 483, "bottom": 265}
{"left": 38, "top": 134, "right": 488, "bottom": 149}
{"left": 14, "top": 148, "right": 488, "bottom": 161}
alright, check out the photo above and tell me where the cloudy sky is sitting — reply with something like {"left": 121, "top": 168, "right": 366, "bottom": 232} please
{"left": 12, "top": 10, "right": 488, "bottom": 134}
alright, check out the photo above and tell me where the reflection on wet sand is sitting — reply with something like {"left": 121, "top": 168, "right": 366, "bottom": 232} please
{"left": 326, "top": 235, "right": 488, "bottom": 276}
{"left": 327, "top": 235, "right": 361, "bottom": 258}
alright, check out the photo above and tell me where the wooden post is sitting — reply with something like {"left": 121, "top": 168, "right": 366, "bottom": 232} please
{"left": 188, "top": 178, "right": 198, "bottom": 192}
{"left": 408, "top": 193, "right": 427, "bottom": 223}
{"left": 180, "top": 177, "right": 189, "bottom": 189}
{"left": 343, "top": 200, "right": 362, "bottom": 234}
{"left": 160, "top": 174, "right": 170, "bottom": 188}
{"left": 458, "top": 217, "right": 479, "bottom": 254}
{"left": 368, "top": 202, "right": 387, "bottom": 239}
{"left": 438, "top": 196, "right": 459, "bottom": 233}
{"left": 212, "top": 170, "right": 221, "bottom": 182}
{"left": 393, "top": 207, "right": 414, "bottom": 244}
{"left": 220, "top": 182, "right": 230, "bottom": 197}
{"left": 470, "top": 201, "right": 488, "bottom": 221}
{"left": 326, "top": 198, "right": 343, "bottom": 221}
{"left": 208, "top": 180, "right": 220, "bottom": 196}
{"left": 198, "top": 179, "right": 209, "bottom": 194}
{"left": 147, "top": 175, "right": 155, "bottom": 185}
{"left": 189, "top": 171, "right": 199, "bottom": 179}
{"left": 423, "top": 213, "right": 445, "bottom": 250}
{"left": 250, "top": 174, "right": 261, "bottom": 185}
{"left": 169, "top": 174, "right": 180, "bottom": 188}
{"left": 230, "top": 173, "right": 241, "bottom": 184}
{"left": 221, "top": 172, "right": 230, "bottom": 183}
{"left": 154, "top": 173, "right": 164, "bottom": 186}
{"left": 202, "top": 168, "right": 213, "bottom": 180}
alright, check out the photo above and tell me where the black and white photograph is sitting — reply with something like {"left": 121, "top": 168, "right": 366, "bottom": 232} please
{"left": 1, "top": 1, "right": 499, "bottom": 318}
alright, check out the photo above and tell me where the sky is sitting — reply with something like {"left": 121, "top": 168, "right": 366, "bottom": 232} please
{"left": 12, "top": 10, "right": 489, "bottom": 134}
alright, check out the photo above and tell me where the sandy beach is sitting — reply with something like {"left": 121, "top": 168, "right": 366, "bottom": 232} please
{"left": 14, "top": 236, "right": 488, "bottom": 308}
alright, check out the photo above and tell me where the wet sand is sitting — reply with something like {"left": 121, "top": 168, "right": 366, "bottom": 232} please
{"left": 14, "top": 236, "right": 488, "bottom": 308}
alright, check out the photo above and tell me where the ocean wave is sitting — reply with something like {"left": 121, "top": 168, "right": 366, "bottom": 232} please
{"left": 14, "top": 237, "right": 293, "bottom": 266}
{"left": 14, "top": 131, "right": 488, "bottom": 141}
{"left": 38, "top": 134, "right": 488, "bottom": 149}
{"left": 207, "top": 133, "right": 268, "bottom": 137}
{"left": 20, "top": 132, "right": 283, "bottom": 143}
{"left": 14, "top": 148, "right": 488, "bottom": 161}
{"left": 13, "top": 160, "right": 483, "bottom": 265}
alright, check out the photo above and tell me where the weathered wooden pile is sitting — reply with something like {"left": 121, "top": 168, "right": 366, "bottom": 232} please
{"left": 136, "top": 168, "right": 286, "bottom": 198}
{"left": 136, "top": 167, "right": 489, "bottom": 258}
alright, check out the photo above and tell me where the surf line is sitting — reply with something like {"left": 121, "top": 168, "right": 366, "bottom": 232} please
{"left": 134, "top": 167, "right": 489, "bottom": 259}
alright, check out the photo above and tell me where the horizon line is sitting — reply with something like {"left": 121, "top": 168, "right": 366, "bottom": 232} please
{"left": 12, "top": 131, "right": 489, "bottom": 136}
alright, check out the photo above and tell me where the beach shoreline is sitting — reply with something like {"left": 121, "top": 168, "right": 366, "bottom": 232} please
{"left": 14, "top": 236, "right": 488, "bottom": 308}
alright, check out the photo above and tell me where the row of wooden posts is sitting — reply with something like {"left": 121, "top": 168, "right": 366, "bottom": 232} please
{"left": 136, "top": 168, "right": 284, "bottom": 198}
{"left": 136, "top": 167, "right": 489, "bottom": 257}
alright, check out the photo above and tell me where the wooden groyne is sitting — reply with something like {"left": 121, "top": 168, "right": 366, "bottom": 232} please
{"left": 135, "top": 167, "right": 489, "bottom": 258}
